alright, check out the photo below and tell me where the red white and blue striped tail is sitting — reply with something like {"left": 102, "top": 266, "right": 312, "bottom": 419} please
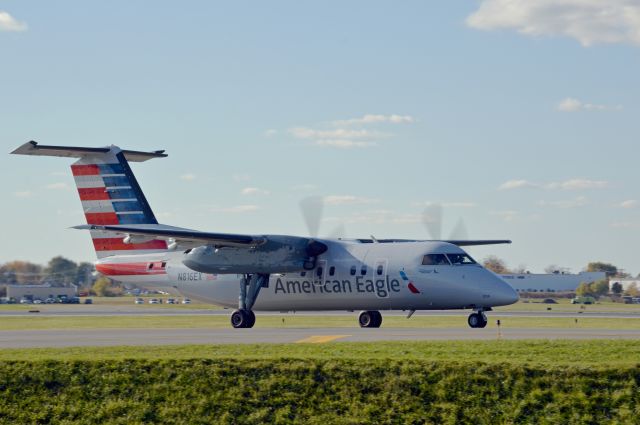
{"left": 11, "top": 141, "right": 169, "bottom": 258}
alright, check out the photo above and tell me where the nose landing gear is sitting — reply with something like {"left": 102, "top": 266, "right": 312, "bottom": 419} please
{"left": 467, "top": 311, "right": 488, "bottom": 328}
{"left": 359, "top": 310, "right": 382, "bottom": 328}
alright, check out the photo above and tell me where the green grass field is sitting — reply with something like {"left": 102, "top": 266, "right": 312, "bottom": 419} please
{"left": 0, "top": 339, "right": 639, "bottom": 367}
{"left": 1, "top": 341, "right": 640, "bottom": 423}
{"left": 1, "top": 313, "right": 639, "bottom": 331}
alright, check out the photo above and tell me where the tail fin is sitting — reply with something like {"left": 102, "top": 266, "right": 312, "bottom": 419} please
{"left": 12, "top": 141, "right": 169, "bottom": 258}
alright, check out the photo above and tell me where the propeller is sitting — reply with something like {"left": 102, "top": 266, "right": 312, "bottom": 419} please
{"left": 299, "top": 196, "right": 347, "bottom": 239}
{"left": 299, "top": 196, "right": 324, "bottom": 238}
{"left": 422, "top": 204, "right": 469, "bottom": 240}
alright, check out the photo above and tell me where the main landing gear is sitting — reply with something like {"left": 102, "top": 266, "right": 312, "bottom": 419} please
{"left": 231, "top": 273, "right": 268, "bottom": 329}
{"left": 467, "top": 310, "right": 488, "bottom": 328}
{"left": 359, "top": 310, "right": 382, "bottom": 328}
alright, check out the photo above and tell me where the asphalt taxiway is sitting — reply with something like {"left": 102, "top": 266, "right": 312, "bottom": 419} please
{"left": 1, "top": 327, "right": 639, "bottom": 348}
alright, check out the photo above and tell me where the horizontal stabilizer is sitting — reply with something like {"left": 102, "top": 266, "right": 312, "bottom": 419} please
{"left": 11, "top": 141, "right": 167, "bottom": 162}
{"left": 73, "top": 224, "right": 267, "bottom": 248}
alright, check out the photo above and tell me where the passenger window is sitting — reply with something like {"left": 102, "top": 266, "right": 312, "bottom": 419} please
{"left": 446, "top": 253, "right": 476, "bottom": 265}
{"left": 148, "top": 263, "right": 154, "bottom": 270}
{"left": 329, "top": 266, "right": 335, "bottom": 276}
{"left": 421, "top": 254, "right": 451, "bottom": 266}
{"left": 316, "top": 267, "right": 323, "bottom": 277}
{"left": 350, "top": 266, "right": 356, "bottom": 276}
{"left": 377, "top": 265, "right": 383, "bottom": 276}
{"left": 361, "top": 265, "right": 367, "bottom": 275}
{"left": 300, "top": 271, "right": 306, "bottom": 277}
{"left": 161, "top": 262, "right": 167, "bottom": 268}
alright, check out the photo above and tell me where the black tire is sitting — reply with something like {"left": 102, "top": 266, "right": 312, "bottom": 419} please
{"left": 358, "top": 311, "right": 373, "bottom": 328}
{"left": 371, "top": 311, "right": 382, "bottom": 328}
{"left": 477, "top": 313, "right": 488, "bottom": 328}
{"left": 231, "top": 309, "right": 252, "bottom": 328}
{"left": 468, "top": 313, "right": 480, "bottom": 328}
{"left": 246, "top": 310, "right": 256, "bottom": 328}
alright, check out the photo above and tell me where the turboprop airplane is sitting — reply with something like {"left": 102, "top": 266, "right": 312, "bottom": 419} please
{"left": 11, "top": 141, "right": 519, "bottom": 329}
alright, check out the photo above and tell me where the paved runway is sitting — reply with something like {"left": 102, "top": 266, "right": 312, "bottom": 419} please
{"left": 3, "top": 305, "right": 640, "bottom": 319}
{"left": 1, "top": 327, "right": 639, "bottom": 348}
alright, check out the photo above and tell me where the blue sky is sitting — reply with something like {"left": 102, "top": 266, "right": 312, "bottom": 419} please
{"left": 1, "top": 1, "right": 639, "bottom": 275}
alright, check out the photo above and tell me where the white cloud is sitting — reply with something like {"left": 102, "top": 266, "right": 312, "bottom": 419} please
{"left": 538, "top": 196, "right": 589, "bottom": 208}
{"left": 212, "top": 205, "right": 261, "bottom": 213}
{"left": 180, "top": 173, "right": 196, "bottom": 181}
{"left": 619, "top": 200, "right": 639, "bottom": 208}
{"left": 499, "top": 179, "right": 539, "bottom": 190}
{"left": 264, "top": 129, "right": 277, "bottom": 137}
{"left": 466, "top": 0, "right": 640, "bottom": 47}
{"left": 288, "top": 127, "right": 383, "bottom": 140}
{"left": 418, "top": 201, "right": 477, "bottom": 208}
{"left": 557, "top": 97, "right": 622, "bottom": 112}
{"left": 333, "top": 114, "right": 415, "bottom": 126}
{"left": 324, "top": 195, "right": 379, "bottom": 205}
{"left": 314, "top": 139, "right": 376, "bottom": 149}
{"left": 499, "top": 178, "right": 608, "bottom": 190}
{"left": 241, "top": 187, "right": 270, "bottom": 196}
{"left": 491, "top": 210, "right": 520, "bottom": 222}
{"left": 13, "top": 191, "right": 32, "bottom": 198}
{"left": 45, "top": 182, "right": 69, "bottom": 190}
{"left": 0, "top": 11, "right": 27, "bottom": 32}
{"left": 546, "top": 179, "right": 608, "bottom": 190}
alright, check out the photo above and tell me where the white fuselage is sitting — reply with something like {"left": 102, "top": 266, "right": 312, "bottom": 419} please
{"left": 96, "top": 240, "right": 518, "bottom": 311}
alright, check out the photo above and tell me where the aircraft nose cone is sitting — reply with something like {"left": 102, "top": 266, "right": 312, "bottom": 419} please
{"left": 495, "top": 280, "right": 519, "bottom": 306}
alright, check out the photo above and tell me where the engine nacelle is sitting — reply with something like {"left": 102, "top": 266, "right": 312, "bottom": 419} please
{"left": 182, "top": 236, "right": 327, "bottom": 274}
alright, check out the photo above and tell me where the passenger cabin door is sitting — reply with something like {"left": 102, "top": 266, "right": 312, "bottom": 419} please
{"left": 313, "top": 260, "right": 327, "bottom": 286}
{"left": 374, "top": 259, "right": 389, "bottom": 299}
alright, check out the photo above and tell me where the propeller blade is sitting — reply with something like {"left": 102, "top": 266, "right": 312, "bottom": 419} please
{"left": 299, "top": 196, "right": 324, "bottom": 238}
{"left": 422, "top": 204, "right": 443, "bottom": 240}
{"left": 449, "top": 218, "right": 469, "bottom": 240}
{"left": 328, "top": 223, "right": 347, "bottom": 239}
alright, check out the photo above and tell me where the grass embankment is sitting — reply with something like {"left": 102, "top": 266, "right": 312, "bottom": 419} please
{"left": 1, "top": 341, "right": 640, "bottom": 424}
{"left": 1, "top": 314, "right": 640, "bottom": 330}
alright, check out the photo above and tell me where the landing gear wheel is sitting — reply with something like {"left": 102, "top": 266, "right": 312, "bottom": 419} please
{"left": 359, "top": 311, "right": 382, "bottom": 328}
{"left": 467, "top": 312, "right": 488, "bottom": 329}
{"left": 231, "top": 309, "right": 255, "bottom": 328}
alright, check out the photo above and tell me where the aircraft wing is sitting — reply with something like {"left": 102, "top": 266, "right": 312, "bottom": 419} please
{"left": 73, "top": 224, "right": 267, "bottom": 248}
{"left": 443, "top": 240, "right": 511, "bottom": 246}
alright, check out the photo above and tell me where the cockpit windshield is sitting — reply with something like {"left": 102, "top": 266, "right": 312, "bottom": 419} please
{"left": 421, "top": 254, "right": 451, "bottom": 266}
{"left": 446, "top": 253, "right": 476, "bottom": 265}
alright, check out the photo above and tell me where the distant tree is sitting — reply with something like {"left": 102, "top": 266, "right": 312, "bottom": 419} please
{"left": 586, "top": 262, "right": 619, "bottom": 278}
{"left": 0, "top": 261, "right": 43, "bottom": 285}
{"left": 91, "top": 277, "right": 114, "bottom": 297}
{"left": 43, "top": 256, "right": 78, "bottom": 286}
{"left": 624, "top": 283, "right": 640, "bottom": 297}
{"left": 611, "top": 282, "right": 623, "bottom": 295}
{"left": 512, "top": 265, "right": 528, "bottom": 274}
{"left": 75, "top": 262, "right": 96, "bottom": 287}
{"left": 575, "top": 282, "right": 592, "bottom": 297}
{"left": 483, "top": 256, "right": 510, "bottom": 274}
{"left": 591, "top": 280, "right": 610, "bottom": 297}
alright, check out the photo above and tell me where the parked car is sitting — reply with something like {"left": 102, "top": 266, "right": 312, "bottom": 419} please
{"left": 134, "top": 298, "right": 144, "bottom": 305}
{"left": 84, "top": 298, "right": 93, "bottom": 304}
{"left": 19, "top": 298, "right": 32, "bottom": 304}
{"left": 148, "top": 298, "right": 159, "bottom": 304}
{"left": 571, "top": 296, "right": 595, "bottom": 305}
{"left": 45, "top": 298, "right": 56, "bottom": 304}
{"left": 181, "top": 298, "right": 192, "bottom": 304}
{"left": 32, "top": 299, "right": 43, "bottom": 304}
{"left": 166, "top": 298, "right": 176, "bottom": 304}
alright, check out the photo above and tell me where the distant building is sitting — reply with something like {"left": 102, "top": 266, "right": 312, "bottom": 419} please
{"left": 6, "top": 284, "right": 76, "bottom": 301}
{"left": 608, "top": 279, "right": 640, "bottom": 291}
{"left": 500, "top": 271, "right": 606, "bottom": 292}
